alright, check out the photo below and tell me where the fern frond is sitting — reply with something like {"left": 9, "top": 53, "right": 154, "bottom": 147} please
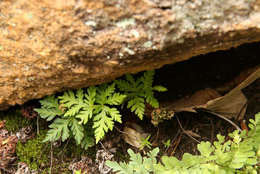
{"left": 143, "top": 70, "right": 154, "bottom": 89}
{"left": 107, "top": 93, "right": 126, "bottom": 105}
{"left": 38, "top": 71, "right": 166, "bottom": 147}
{"left": 43, "top": 118, "right": 70, "bottom": 142}
{"left": 108, "top": 107, "right": 122, "bottom": 123}
{"left": 64, "top": 104, "right": 84, "bottom": 117}
{"left": 75, "top": 87, "right": 97, "bottom": 124}
{"left": 75, "top": 86, "right": 96, "bottom": 124}
{"left": 85, "top": 86, "right": 96, "bottom": 102}
{"left": 115, "top": 71, "right": 166, "bottom": 119}
{"left": 76, "top": 88, "right": 84, "bottom": 100}
{"left": 125, "top": 74, "right": 136, "bottom": 86}
{"left": 70, "top": 118, "right": 84, "bottom": 145}
{"left": 76, "top": 110, "right": 93, "bottom": 125}
{"left": 34, "top": 96, "right": 63, "bottom": 121}
{"left": 96, "top": 83, "right": 116, "bottom": 104}
{"left": 93, "top": 109, "right": 114, "bottom": 143}
{"left": 127, "top": 97, "right": 145, "bottom": 120}
{"left": 59, "top": 89, "right": 87, "bottom": 117}
{"left": 115, "top": 79, "right": 131, "bottom": 92}
{"left": 92, "top": 105, "right": 122, "bottom": 143}
{"left": 39, "top": 95, "right": 60, "bottom": 109}
{"left": 104, "top": 83, "right": 116, "bottom": 97}
{"left": 146, "top": 94, "right": 159, "bottom": 108}
{"left": 59, "top": 90, "right": 77, "bottom": 108}
{"left": 34, "top": 107, "right": 62, "bottom": 121}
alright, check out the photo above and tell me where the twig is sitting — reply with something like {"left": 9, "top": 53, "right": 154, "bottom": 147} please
{"left": 170, "top": 133, "right": 182, "bottom": 156}
{"left": 99, "top": 141, "right": 108, "bottom": 152}
{"left": 166, "top": 129, "right": 180, "bottom": 154}
{"left": 210, "top": 118, "right": 214, "bottom": 144}
{"left": 114, "top": 126, "right": 126, "bottom": 134}
{"left": 202, "top": 109, "right": 242, "bottom": 132}
{"left": 176, "top": 116, "right": 200, "bottom": 143}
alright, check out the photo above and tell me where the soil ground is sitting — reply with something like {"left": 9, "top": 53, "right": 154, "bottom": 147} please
{"left": 0, "top": 42, "right": 260, "bottom": 173}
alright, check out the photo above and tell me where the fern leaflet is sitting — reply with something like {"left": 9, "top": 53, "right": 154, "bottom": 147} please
{"left": 93, "top": 108, "right": 114, "bottom": 143}
{"left": 70, "top": 118, "right": 85, "bottom": 145}
{"left": 59, "top": 89, "right": 87, "bottom": 117}
{"left": 127, "top": 97, "right": 145, "bottom": 119}
{"left": 75, "top": 87, "right": 96, "bottom": 124}
{"left": 34, "top": 96, "right": 63, "bottom": 121}
{"left": 43, "top": 118, "right": 70, "bottom": 142}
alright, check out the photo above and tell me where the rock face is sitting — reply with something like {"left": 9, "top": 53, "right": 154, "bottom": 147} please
{"left": 0, "top": 0, "right": 260, "bottom": 110}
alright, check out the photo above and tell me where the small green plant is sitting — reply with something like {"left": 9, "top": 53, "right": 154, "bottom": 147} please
{"left": 106, "top": 112, "right": 260, "bottom": 174}
{"left": 163, "top": 139, "right": 171, "bottom": 149}
{"left": 106, "top": 148, "right": 159, "bottom": 174}
{"left": 74, "top": 169, "right": 86, "bottom": 174}
{"left": 140, "top": 135, "right": 152, "bottom": 150}
{"left": 16, "top": 131, "right": 50, "bottom": 170}
{"left": 35, "top": 71, "right": 166, "bottom": 147}
{"left": 115, "top": 70, "right": 167, "bottom": 119}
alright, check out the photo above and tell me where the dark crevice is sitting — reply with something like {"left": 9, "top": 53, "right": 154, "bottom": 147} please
{"left": 154, "top": 41, "right": 260, "bottom": 101}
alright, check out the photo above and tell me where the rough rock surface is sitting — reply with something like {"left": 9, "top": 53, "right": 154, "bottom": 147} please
{"left": 0, "top": 0, "right": 260, "bottom": 110}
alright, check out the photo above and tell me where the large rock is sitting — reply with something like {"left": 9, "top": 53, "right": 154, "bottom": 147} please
{"left": 0, "top": 0, "right": 260, "bottom": 110}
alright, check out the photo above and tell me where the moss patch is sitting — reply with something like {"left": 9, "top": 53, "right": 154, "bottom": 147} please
{"left": 0, "top": 108, "right": 33, "bottom": 132}
{"left": 16, "top": 130, "right": 50, "bottom": 170}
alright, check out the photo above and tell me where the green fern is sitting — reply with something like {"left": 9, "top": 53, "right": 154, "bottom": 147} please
{"left": 35, "top": 70, "right": 165, "bottom": 147}
{"left": 115, "top": 70, "right": 167, "bottom": 119}
{"left": 35, "top": 83, "right": 126, "bottom": 145}
{"left": 34, "top": 96, "right": 63, "bottom": 121}
{"left": 106, "top": 112, "right": 260, "bottom": 174}
{"left": 92, "top": 83, "right": 126, "bottom": 143}
{"left": 43, "top": 118, "right": 70, "bottom": 142}
{"left": 59, "top": 87, "right": 96, "bottom": 124}
{"left": 70, "top": 118, "right": 85, "bottom": 145}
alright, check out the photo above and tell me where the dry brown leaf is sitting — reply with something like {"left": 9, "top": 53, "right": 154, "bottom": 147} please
{"left": 168, "top": 88, "right": 221, "bottom": 113}
{"left": 122, "top": 122, "right": 149, "bottom": 148}
{"left": 153, "top": 65, "right": 260, "bottom": 121}
{"left": 205, "top": 91, "right": 247, "bottom": 119}
{"left": 205, "top": 65, "right": 260, "bottom": 119}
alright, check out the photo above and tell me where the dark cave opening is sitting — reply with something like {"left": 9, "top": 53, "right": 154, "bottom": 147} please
{"left": 154, "top": 41, "right": 260, "bottom": 102}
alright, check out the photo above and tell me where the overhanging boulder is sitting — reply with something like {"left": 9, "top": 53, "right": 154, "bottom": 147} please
{"left": 0, "top": 0, "right": 260, "bottom": 109}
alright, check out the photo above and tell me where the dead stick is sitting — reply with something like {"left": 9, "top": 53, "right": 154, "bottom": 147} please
{"left": 202, "top": 110, "right": 242, "bottom": 132}
{"left": 176, "top": 116, "right": 200, "bottom": 143}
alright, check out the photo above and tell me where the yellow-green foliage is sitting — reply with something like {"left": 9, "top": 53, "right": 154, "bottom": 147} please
{"left": 16, "top": 131, "right": 50, "bottom": 170}
{"left": 107, "top": 112, "right": 260, "bottom": 174}
{"left": 0, "top": 109, "right": 32, "bottom": 132}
